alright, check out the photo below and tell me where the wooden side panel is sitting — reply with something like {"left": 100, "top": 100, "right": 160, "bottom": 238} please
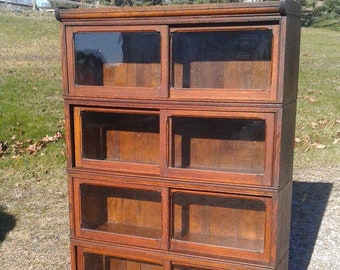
{"left": 173, "top": 132, "right": 265, "bottom": 174}
{"left": 106, "top": 130, "right": 159, "bottom": 164}
{"left": 80, "top": 185, "right": 108, "bottom": 229}
{"left": 281, "top": 15, "right": 301, "bottom": 104}
{"left": 189, "top": 139, "right": 265, "bottom": 173}
{"left": 275, "top": 182, "right": 292, "bottom": 266}
{"left": 174, "top": 60, "right": 271, "bottom": 90}
{"left": 190, "top": 61, "right": 225, "bottom": 88}
{"left": 82, "top": 127, "right": 107, "bottom": 160}
{"left": 251, "top": 61, "right": 272, "bottom": 89}
{"left": 224, "top": 61, "right": 241, "bottom": 89}
{"left": 107, "top": 191, "right": 162, "bottom": 231}
{"left": 276, "top": 251, "right": 289, "bottom": 270}
{"left": 103, "top": 63, "right": 160, "bottom": 88}
{"left": 173, "top": 63, "right": 183, "bottom": 88}
{"left": 64, "top": 103, "right": 73, "bottom": 167}
{"left": 225, "top": 61, "right": 253, "bottom": 89}
{"left": 109, "top": 257, "right": 126, "bottom": 269}
{"left": 275, "top": 103, "right": 297, "bottom": 188}
{"left": 84, "top": 253, "right": 104, "bottom": 270}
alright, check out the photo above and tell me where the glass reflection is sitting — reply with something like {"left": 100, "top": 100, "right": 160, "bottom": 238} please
{"left": 74, "top": 32, "right": 161, "bottom": 87}
{"left": 172, "top": 30, "right": 273, "bottom": 89}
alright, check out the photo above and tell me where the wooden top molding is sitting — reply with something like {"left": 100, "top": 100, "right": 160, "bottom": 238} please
{"left": 55, "top": 1, "right": 301, "bottom": 22}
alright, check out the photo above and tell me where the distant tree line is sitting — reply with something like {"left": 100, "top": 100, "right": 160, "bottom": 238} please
{"left": 301, "top": 0, "right": 339, "bottom": 25}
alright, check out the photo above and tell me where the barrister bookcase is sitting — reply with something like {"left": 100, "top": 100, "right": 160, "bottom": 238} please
{"left": 56, "top": 1, "right": 301, "bottom": 269}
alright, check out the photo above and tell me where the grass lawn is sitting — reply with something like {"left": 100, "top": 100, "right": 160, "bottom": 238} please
{"left": 0, "top": 11, "right": 69, "bottom": 268}
{"left": 294, "top": 25, "right": 340, "bottom": 168}
{"left": 0, "top": 10, "right": 339, "bottom": 269}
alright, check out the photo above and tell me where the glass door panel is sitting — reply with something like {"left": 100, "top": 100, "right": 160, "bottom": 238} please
{"left": 80, "top": 111, "right": 160, "bottom": 164}
{"left": 166, "top": 110, "right": 275, "bottom": 185}
{"left": 73, "top": 107, "right": 161, "bottom": 174}
{"left": 171, "top": 190, "right": 268, "bottom": 254}
{"left": 79, "top": 183, "right": 162, "bottom": 240}
{"left": 171, "top": 29, "right": 272, "bottom": 90}
{"left": 171, "top": 117, "right": 265, "bottom": 174}
{"left": 74, "top": 31, "right": 161, "bottom": 88}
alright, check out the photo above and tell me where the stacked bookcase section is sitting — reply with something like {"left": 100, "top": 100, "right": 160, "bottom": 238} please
{"left": 57, "top": 1, "right": 301, "bottom": 269}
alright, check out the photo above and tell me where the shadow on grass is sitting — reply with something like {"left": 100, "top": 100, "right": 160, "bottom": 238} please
{"left": 0, "top": 206, "right": 16, "bottom": 242}
{"left": 289, "top": 181, "right": 333, "bottom": 270}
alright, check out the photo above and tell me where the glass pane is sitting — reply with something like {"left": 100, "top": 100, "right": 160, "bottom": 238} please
{"left": 81, "top": 184, "right": 162, "bottom": 239}
{"left": 84, "top": 253, "right": 164, "bottom": 270}
{"left": 171, "top": 117, "right": 265, "bottom": 174}
{"left": 172, "top": 192, "right": 266, "bottom": 252}
{"left": 74, "top": 32, "right": 161, "bottom": 87}
{"left": 81, "top": 111, "right": 160, "bottom": 165}
{"left": 172, "top": 30, "right": 272, "bottom": 89}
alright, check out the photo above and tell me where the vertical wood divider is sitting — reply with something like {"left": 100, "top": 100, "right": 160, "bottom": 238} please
{"left": 76, "top": 246, "right": 84, "bottom": 270}
{"left": 73, "top": 107, "right": 82, "bottom": 168}
{"left": 164, "top": 260, "right": 172, "bottom": 270}
{"left": 161, "top": 26, "right": 170, "bottom": 98}
{"left": 160, "top": 110, "right": 169, "bottom": 176}
{"left": 162, "top": 187, "right": 170, "bottom": 251}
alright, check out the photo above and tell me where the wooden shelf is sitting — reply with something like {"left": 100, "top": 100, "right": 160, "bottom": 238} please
{"left": 96, "top": 223, "right": 162, "bottom": 239}
{"left": 172, "top": 232, "right": 264, "bottom": 253}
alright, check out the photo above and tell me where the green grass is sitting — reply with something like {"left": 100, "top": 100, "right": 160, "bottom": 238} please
{"left": 0, "top": 13, "right": 68, "bottom": 268}
{"left": 294, "top": 26, "right": 340, "bottom": 168}
{"left": 0, "top": 12, "right": 65, "bottom": 168}
{"left": 312, "top": 18, "right": 340, "bottom": 31}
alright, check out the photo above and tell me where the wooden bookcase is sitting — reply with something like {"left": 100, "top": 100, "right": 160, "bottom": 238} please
{"left": 56, "top": 1, "right": 301, "bottom": 269}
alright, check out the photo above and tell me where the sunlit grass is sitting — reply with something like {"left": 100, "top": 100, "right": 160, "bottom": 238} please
{"left": 294, "top": 27, "right": 340, "bottom": 168}
{"left": 0, "top": 12, "right": 64, "bottom": 169}
{"left": 0, "top": 14, "right": 68, "bottom": 269}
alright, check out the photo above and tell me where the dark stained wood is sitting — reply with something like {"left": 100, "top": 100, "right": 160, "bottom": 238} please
{"left": 274, "top": 181, "right": 293, "bottom": 266}
{"left": 58, "top": 2, "right": 300, "bottom": 269}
